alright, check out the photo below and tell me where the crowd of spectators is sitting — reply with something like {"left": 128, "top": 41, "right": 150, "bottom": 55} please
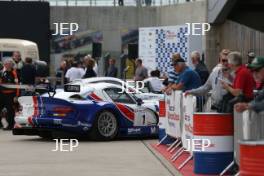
{"left": 1, "top": 48, "right": 264, "bottom": 130}
{"left": 184, "top": 50, "right": 264, "bottom": 114}
{"left": 138, "top": 49, "right": 263, "bottom": 114}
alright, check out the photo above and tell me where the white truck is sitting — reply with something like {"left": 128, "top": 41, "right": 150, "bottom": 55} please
{"left": 0, "top": 38, "right": 39, "bottom": 62}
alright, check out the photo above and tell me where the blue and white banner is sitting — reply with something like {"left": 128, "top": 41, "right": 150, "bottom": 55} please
{"left": 139, "top": 25, "right": 202, "bottom": 74}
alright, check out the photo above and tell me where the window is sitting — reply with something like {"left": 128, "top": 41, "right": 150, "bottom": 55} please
{"left": 0, "top": 51, "right": 14, "bottom": 61}
{"left": 104, "top": 88, "right": 135, "bottom": 104}
{"left": 92, "top": 80, "right": 122, "bottom": 86}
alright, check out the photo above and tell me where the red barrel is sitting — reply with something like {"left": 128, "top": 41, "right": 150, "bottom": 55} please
{"left": 193, "top": 113, "right": 234, "bottom": 174}
{"left": 240, "top": 140, "right": 264, "bottom": 176}
{"left": 193, "top": 113, "right": 233, "bottom": 136}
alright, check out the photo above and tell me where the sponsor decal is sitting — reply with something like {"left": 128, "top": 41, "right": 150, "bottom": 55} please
{"left": 127, "top": 128, "right": 141, "bottom": 135}
{"left": 168, "top": 113, "right": 180, "bottom": 121}
{"left": 150, "top": 126, "right": 157, "bottom": 134}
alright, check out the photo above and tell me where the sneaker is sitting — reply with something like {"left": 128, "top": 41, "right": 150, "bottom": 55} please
{"left": 1, "top": 118, "right": 9, "bottom": 129}
{"left": 3, "top": 126, "right": 12, "bottom": 131}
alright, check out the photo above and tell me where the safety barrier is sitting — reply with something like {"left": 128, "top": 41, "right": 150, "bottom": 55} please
{"left": 48, "top": 0, "right": 200, "bottom": 7}
{"left": 157, "top": 91, "right": 264, "bottom": 175}
{"left": 158, "top": 91, "right": 198, "bottom": 170}
{"left": 234, "top": 110, "right": 264, "bottom": 165}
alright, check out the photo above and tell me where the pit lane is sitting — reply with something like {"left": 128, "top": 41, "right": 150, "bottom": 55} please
{"left": 0, "top": 131, "right": 180, "bottom": 176}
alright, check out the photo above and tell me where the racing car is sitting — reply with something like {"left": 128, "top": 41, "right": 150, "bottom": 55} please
{"left": 13, "top": 82, "right": 159, "bottom": 140}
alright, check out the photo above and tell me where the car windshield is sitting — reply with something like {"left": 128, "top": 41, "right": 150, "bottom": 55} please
{"left": 68, "top": 79, "right": 145, "bottom": 94}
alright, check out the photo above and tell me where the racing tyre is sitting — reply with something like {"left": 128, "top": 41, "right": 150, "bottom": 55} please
{"left": 90, "top": 110, "right": 118, "bottom": 141}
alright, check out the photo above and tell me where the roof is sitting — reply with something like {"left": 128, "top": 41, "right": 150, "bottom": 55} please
{"left": 0, "top": 38, "right": 37, "bottom": 47}
{"left": 70, "top": 77, "right": 123, "bottom": 85}
{"left": 81, "top": 82, "right": 121, "bottom": 90}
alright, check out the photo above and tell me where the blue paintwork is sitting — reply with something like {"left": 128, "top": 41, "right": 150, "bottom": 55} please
{"left": 193, "top": 152, "right": 234, "bottom": 174}
{"left": 29, "top": 96, "right": 158, "bottom": 137}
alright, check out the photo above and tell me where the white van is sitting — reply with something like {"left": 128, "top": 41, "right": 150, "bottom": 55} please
{"left": 0, "top": 38, "right": 39, "bottom": 62}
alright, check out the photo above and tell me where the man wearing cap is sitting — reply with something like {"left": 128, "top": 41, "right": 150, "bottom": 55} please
{"left": 162, "top": 53, "right": 181, "bottom": 92}
{"left": 235, "top": 57, "right": 264, "bottom": 113}
{"left": 166, "top": 58, "right": 201, "bottom": 93}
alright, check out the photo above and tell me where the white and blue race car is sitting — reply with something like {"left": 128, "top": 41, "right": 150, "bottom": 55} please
{"left": 13, "top": 82, "right": 159, "bottom": 140}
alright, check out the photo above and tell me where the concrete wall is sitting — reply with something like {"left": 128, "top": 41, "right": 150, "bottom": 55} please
{"left": 50, "top": 1, "right": 207, "bottom": 75}
{"left": 205, "top": 20, "right": 264, "bottom": 70}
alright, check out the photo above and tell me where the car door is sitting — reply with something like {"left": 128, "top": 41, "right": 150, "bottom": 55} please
{"left": 103, "top": 88, "right": 157, "bottom": 126}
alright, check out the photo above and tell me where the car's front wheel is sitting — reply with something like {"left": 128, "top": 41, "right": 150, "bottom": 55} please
{"left": 90, "top": 110, "right": 118, "bottom": 141}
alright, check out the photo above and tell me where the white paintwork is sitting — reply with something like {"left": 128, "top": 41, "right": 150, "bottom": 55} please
{"left": 15, "top": 96, "right": 35, "bottom": 126}
{"left": 68, "top": 77, "right": 164, "bottom": 101}
{"left": 16, "top": 82, "right": 159, "bottom": 127}
{"left": 0, "top": 38, "right": 39, "bottom": 61}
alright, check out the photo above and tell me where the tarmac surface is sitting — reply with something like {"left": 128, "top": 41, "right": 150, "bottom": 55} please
{"left": 0, "top": 131, "right": 181, "bottom": 176}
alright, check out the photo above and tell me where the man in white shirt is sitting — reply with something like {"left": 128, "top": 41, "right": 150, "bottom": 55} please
{"left": 65, "top": 61, "right": 85, "bottom": 82}
{"left": 144, "top": 70, "right": 164, "bottom": 92}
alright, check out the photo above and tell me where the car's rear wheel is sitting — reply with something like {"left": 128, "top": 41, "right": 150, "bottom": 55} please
{"left": 90, "top": 110, "right": 118, "bottom": 141}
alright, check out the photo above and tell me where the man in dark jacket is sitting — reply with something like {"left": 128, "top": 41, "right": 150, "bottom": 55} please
{"left": 191, "top": 51, "right": 209, "bottom": 85}
{"left": 83, "top": 58, "right": 96, "bottom": 79}
{"left": 105, "top": 58, "right": 118, "bottom": 77}
{"left": 20, "top": 57, "right": 36, "bottom": 85}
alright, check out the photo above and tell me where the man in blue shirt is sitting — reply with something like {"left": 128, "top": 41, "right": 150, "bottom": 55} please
{"left": 166, "top": 58, "right": 201, "bottom": 93}
{"left": 162, "top": 53, "right": 181, "bottom": 92}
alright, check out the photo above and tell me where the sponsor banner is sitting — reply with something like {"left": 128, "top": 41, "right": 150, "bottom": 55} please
{"left": 181, "top": 95, "right": 196, "bottom": 153}
{"left": 139, "top": 27, "right": 156, "bottom": 71}
{"left": 139, "top": 25, "right": 202, "bottom": 74}
{"left": 166, "top": 91, "right": 182, "bottom": 138}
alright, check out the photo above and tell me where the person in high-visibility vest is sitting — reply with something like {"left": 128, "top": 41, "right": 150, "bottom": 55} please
{"left": 0, "top": 59, "right": 20, "bottom": 130}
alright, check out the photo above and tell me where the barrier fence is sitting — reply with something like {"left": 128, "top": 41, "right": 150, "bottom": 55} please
{"left": 46, "top": 0, "right": 200, "bottom": 6}
{"left": 157, "top": 90, "right": 264, "bottom": 175}
{"left": 234, "top": 110, "right": 264, "bottom": 165}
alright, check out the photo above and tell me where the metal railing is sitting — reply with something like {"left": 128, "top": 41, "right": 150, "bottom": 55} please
{"left": 46, "top": 0, "right": 201, "bottom": 6}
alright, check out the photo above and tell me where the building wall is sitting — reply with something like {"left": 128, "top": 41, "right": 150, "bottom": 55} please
{"left": 50, "top": 1, "right": 207, "bottom": 75}
{"left": 205, "top": 20, "right": 264, "bottom": 70}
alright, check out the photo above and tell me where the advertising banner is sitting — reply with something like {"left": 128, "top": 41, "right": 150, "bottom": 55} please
{"left": 139, "top": 25, "right": 202, "bottom": 74}
{"left": 181, "top": 95, "right": 196, "bottom": 153}
{"left": 166, "top": 91, "right": 182, "bottom": 138}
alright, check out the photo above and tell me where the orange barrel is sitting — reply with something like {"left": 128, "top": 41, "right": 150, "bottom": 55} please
{"left": 193, "top": 113, "right": 234, "bottom": 174}
{"left": 240, "top": 140, "right": 264, "bottom": 176}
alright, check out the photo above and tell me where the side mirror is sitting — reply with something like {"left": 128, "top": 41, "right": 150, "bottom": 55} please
{"left": 136, "top": 98, "right": 143, "bottom": 106}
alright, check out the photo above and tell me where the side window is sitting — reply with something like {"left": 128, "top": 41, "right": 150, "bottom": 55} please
{"left": 104, "top": 88, "right": 135, "bottom": 104}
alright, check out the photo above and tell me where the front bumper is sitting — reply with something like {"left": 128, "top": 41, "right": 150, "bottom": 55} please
{"left": 12, "top": 127, "right": 52, "bottom": 136}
